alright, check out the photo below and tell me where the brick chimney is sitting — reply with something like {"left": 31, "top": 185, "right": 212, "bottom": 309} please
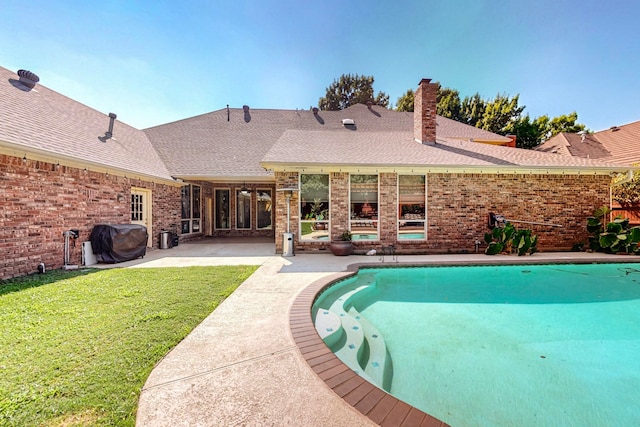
{"left": 413, "top": 78, "right": 438, "bottom": 145}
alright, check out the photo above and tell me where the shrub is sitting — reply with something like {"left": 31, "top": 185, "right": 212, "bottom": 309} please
{"left": 587, "top": 206, "right": 640, "bottom": 254}
{"left": 484, "top": 222, "right": 538, "bottom": 256}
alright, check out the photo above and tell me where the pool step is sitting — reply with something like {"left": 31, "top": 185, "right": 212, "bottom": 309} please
{"left": 348, "top": 307, "right": 392, "bottom": 391}
{"left": 314, "top": 284, "right": 392, "bottom": 391}
{"left": 314, "top": 309, "right": 343, "bottom": 349}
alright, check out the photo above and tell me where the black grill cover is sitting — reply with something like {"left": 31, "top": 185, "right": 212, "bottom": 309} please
{"left": 90, "top": 224, "right": 148, "bottom": 263}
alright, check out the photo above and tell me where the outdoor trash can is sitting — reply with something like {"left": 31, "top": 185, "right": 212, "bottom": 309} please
{"left": 159, "top": 231, "right": 172, "bottom": 249}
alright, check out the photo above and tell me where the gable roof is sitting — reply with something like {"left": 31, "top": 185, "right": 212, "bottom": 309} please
{"left": 0, "top": 65, "right": 630, "bottom": 181}
{"left": 0, "top": 66, "right": 175, "bottom": 183}
{"left": 536, "top": 121, "right": 640, "bottom": 166}
{"left": 261, "top": 128, "right": 626, "bottom": 173}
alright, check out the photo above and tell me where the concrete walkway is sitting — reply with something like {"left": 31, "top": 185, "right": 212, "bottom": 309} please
{"left": 125, "top": 240, "right": 627, "bottom": 426}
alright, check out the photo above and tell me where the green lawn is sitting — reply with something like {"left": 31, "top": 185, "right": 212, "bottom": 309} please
{"left": 0, "top": 266, "right": 257, "bottom": 426}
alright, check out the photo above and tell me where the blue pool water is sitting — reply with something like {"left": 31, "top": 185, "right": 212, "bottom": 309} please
{"left": 398, "top": 232, "right": 425, "bottom": 239}
{"left": 313, "top": 263, "right": 640, "bottom": 427}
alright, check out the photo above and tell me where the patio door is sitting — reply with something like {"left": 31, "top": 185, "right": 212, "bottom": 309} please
{"left": 131, "top": 188, "right": 152, "bottom": 247}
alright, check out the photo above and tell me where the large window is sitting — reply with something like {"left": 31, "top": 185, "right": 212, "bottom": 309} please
{"left": 236, "top": 189, "right": 252, "bottom": 229}
{"left": 398, "top": 175, "right": 426, "bottom": 239}
{"left": 350, "top": 174, "right": 378, "bottom": 240}
{"left": 300, "top": 174, "right": 330, "bottom": 241}
{"left": 257, "top": 189, "right": 272, "bottom": 229}
{"left": 181, "top": 184, "right": 201, "bottom": 234}
{"left": 215, "top": 189, "right": 230, "bottom": 229}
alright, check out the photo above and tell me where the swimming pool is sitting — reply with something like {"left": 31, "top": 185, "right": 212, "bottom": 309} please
{"left": 312, "top": 263, "right": 640, "bottom": 427}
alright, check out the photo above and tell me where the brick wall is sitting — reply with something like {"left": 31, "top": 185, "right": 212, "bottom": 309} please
{"left": 274, "top": 172, "right": 299, "bottom": 253}
{"left": 274, "top": 170, "right": 611, "bottom": 255}
{"left": 421, "top": 173, "right": 610, "bottom": 253}
{"left": 0, "top": 154, "right": 181, "bottom": 279}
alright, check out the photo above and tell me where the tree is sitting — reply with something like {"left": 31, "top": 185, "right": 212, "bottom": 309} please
{"left": 460, "top": 93, "right": 486, "bottom": 127}
{"left": 504, "top": 115, "right": 549, "bottom": 149}
{"left": 613, "top": 167, "right": 640, "bottom": 206}
{"left": 395, "top": 89, "right": 414, "bottom": 112}
{"left": 436, "top": 86, "right": 463, "bottom": 121}
{"left": 546, "top": 112, "right": 587, "bottom": 139}
{"left": 318, "top": 74, "right": 389, "bottom": 110}
{"left": 478, "top": 94, "right": 525, "bottom": 134}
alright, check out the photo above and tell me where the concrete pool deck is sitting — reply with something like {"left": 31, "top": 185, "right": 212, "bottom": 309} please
{"left": 120, "top": 239, "right": 632, "bottom": 426}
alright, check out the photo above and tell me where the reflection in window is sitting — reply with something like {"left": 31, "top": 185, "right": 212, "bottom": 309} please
{"left": 257, "top": 189, "right": 272, "bottom": 229}
{"left": 350, "top": 174, "right": 378, "bottom": 240}
{"left": 398, "top": 175, "right": 426, "bottom": 240}
{"left": 215, "top": 189, "right": 230, "bottom": 229}
{"left": 181, "top": 184, "right": 201, "bottom": 234}
{"left": 236, "top": 190, "right": 251, "bottom": 229}
{"left": 300, "top": 174, "right": 330, "bottom": 241}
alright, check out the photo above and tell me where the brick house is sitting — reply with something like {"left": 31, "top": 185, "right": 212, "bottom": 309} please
{"left": 536, "top": 119, "right": 640, "bottom": 222}
{"left": 0, "top": 67, "right": 631, "bottom": 279}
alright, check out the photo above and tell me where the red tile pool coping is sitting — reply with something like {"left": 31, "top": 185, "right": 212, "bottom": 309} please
{"left": 289, "top": 267, "right": 449, "bottom": 427}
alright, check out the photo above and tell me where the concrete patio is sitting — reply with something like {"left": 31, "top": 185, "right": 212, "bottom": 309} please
{"left": 113, "top": 238, "right": 629, "bottom": 426}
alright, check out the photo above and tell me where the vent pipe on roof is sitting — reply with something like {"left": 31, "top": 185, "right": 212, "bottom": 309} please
{"left": 99, "top": 113, "right": 117, "bottom": 142}
{"left": 227, "top": 104, "right": 230, "bottom": 121}
{"left": 106, "top": 113, "right": 117, "bottom": 138}
{"left": 17, "top": 69, "right": 40, "bottom": 89}
{"left": 312, "top": 107, "right": 319, "bottom": 115}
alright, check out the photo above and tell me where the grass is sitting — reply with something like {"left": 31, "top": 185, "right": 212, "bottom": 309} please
{"left": 0, "top": 266, "right": 257, "bottom": 426}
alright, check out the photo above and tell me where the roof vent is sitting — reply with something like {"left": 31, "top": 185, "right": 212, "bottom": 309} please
{"left": 341, "top": 118, "right": 355, "bottom": 126}
{"left": 366, "top": 101, "right": 373, "bottom": 108}
{"left": 242, "top": 105, "right": 251, "bottom": 123}
{"left": 312, "top": 107, "right": 319, "bottom": 115}
{"left": 610, "top": 126, "right": 620, "bottom": 132}
{"left": 17, "top": 69, "right": 40, "bottom": 89}
{"left": 99, "top": 113, "right": 117, "bottom": 142}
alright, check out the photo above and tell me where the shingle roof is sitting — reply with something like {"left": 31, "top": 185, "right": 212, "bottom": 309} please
{"left": 145, "top": 103, "right": 562, "bottom": 178}
{"left": 262, "top": 129, "right": 626, "bottom": 171}
{"left": 0, "top": 66, "right": 174, "bottom": 182}
{"left": 536, "top": 121, "right": 640, "bottom": 166}
{"left": 1, "top": 64, "right": 629, "bottom": 179}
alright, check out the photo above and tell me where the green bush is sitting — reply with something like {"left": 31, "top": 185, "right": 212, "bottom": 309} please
{"left": 484, "top": 222, "right": 537, "bottom": 256}
{"left": 587, "top": 206, "right": 640, "bottom": 254}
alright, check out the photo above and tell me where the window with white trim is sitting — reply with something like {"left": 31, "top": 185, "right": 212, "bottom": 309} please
{"left": 350, "top": 174, "right": 379, "bottom": 240}
{"left": 398, "top": 175, "right": 426, "bottom": 239}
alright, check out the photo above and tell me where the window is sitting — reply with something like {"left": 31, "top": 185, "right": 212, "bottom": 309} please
{"left": 131, "top": 193, "right": 143, "bottom": 221}
{"left": 257, "top": 189, "right": 272, "bottom": 230}
{"left": 398, "top": 175, "right": 426, "bottom": 240}
{"left": 350, "top": 174, "right": 378, "bottom": 240}
{"left": 300, "top": 174, "right": 330, "bottom": 241}
{"left": 181, "top": 184, "right": 201, "bottom": 234}
{"left": 236, "top": 189, "right": 251, "bottom": 229}
{"left": 215, "top": 189, "right": 230, "bottom": 229}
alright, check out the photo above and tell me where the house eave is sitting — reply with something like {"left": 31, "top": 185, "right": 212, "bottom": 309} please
{"left": 0, "top": 140, "right": 181, "bottom": 186}
{"left": 260, "top": 161, "right": 633, "bottom": 176}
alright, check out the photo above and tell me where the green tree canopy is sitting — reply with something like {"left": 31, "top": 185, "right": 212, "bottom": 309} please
{"left": 395, "top": 89, "right": 414, "bottom": 112}
{"left": 318, "top": 74, "right": 389, "bottom": 110}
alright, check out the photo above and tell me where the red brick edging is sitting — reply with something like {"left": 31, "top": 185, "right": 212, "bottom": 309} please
{"left": 289, "top": 270, "right": 448, "bottom": 427}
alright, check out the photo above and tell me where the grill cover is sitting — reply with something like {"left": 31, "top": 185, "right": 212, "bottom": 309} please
{"left": 89, "top": 224, "right": 148, "bottom": 263}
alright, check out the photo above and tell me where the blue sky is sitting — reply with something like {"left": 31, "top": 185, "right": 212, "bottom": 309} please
{"left": 1, "top": 0, "right": 638, "bottom": 132}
